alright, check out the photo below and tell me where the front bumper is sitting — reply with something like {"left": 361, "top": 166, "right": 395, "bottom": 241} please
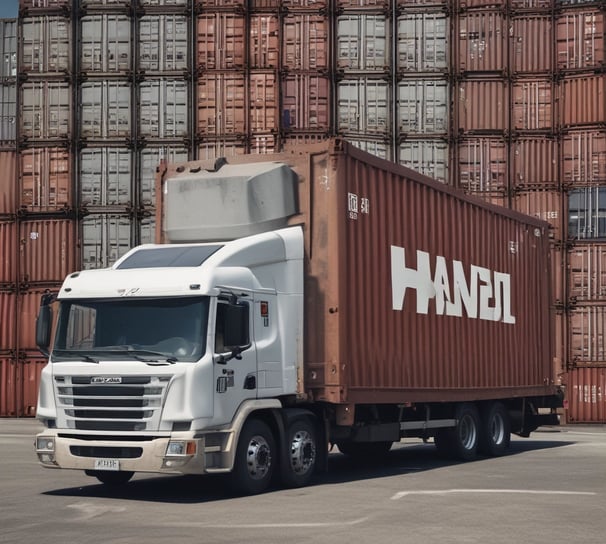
{"left": 34, "top": 429, "right": 235, "bottom": 475}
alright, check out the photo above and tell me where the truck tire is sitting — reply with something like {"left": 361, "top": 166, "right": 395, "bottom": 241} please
{"left": 281, "top": 417, "right": 317, "bottom": 488}
{"left": 229, "top": 419, "right": 276, "bottom": 495}
{"left": 336, "top": 441, "right": 392, "bottom": 460}
{"left": 434, "top": 403, "right": 480, "bottom": 461}
{"left": 479, "top": 402, "right": 511, "bottom": 457}
{"left": 85, "top": 470, "right": 134, "bottom": 486}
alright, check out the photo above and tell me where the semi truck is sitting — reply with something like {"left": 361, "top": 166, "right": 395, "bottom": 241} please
{"left": 35, "top": 139, "right": 563, "bottom": 494}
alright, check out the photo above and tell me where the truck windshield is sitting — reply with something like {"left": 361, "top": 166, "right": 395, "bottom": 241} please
{"left": 52, "top": 296, "right": 209, "bottom": 363}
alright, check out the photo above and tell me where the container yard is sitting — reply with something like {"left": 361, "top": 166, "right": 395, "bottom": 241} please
{"left": 0, "top": 0, "right": 605, "bottom": 422}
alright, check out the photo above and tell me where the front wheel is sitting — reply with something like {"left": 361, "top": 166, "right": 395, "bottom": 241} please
{"left": 229, "top": 419, "right": 276, "bottom": 495}
{"left": 281, "top": 417, "right": 318, "bottom": 488}
{"left": 85, "top": 470, "right": 134, "bottom": 486}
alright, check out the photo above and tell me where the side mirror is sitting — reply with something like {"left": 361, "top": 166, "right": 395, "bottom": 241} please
{"left": 36, "top": 292, "right": 56, "bottom": 357}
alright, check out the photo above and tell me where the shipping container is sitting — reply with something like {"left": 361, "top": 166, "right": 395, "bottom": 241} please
{"left": 18, "top": 355, "right": 46, "bottom": 416}
{"left": 510, "top": 15, "right": 553, "bottom": 75}
{"left": 398, "top": 138, "right": 448, "bottom": 182}
{"left": 0, "top": 150, "right": 17, "bottom": 215}
{"left": 17, "top": 289, "right": 60, "bottom": 351}
{"left": 398, "top": 0, "right": 448, "bottom": 6}
{"left": 249, "top": 71, "right": 279, "bottom": 132}
{"left": 337, "top": 14, "right": 389, "bottom": 72}
{"left": 457, "top": 11, "right": 506, "bottom": 74}
{"left": 397, "top": 12, "right": 448, "bottom": 75}
{"left": 566, "top": 366, "right": 606, "bottom": 423}
{"left": 196, "top": 13, "right": 245, "bottom": 71}
{"left": 514, "top": 189, "right": 564, "bottom": 240}
{"left": 349, "top": 137, "right": 391, "bottom": 161}
{"left": 20, "top": 82, "right": 71, "bottom": 140}
{"left": 0, "top": 20, "right": 17, "bottom": 79}
{"left": 465, "top": 190, "right": 508, "bottom": 208}
{"left": 569, "top": 306, "right": 606, "bottom": 365}
{"left": 510, "top": 0, "right": 553, "bottom": 10}
{"left": 139, "top": 15, "right": 188, "bottom": 73}
{"left": 458, "top": 0, "right": 507, "bottom": 8}
{"left": 249, "top": 132, "right": 279, "bottom": 154}
{"left": 552, "top": 245, "right": 565, "bottom": 308}
{"left": 283, "top": 14, "right": 329, "bottom": 71}
{"left": 197, "top": 137, "right": 247, "bottom": 160}
{"left": 19, "top": 147, "right": 71, "bottom": 212}
{"left": 80, "top": 81, "right": 131, "bottom": 139}
{"left": 0, "top": 220, "right": 17, "bottom": 286}
{"left": 140, "top": 0, "right": 189, "bottom": 6}
{"left": 0, "top": 355, "right": 16, "bottom": 416}
{"left": 0, "top": 84, "right": 17, "bottom": 143}
{"left": 139, "top": 79, "right": 189, "bottom": 139}
{"left": 139, "top": 145, "right": 188, "bottom": 207}
{"left": 511, "top": 137, "right": 559, "bottom": 189}
{"left": 81, "top": 214, "right": 133, "bottom": 269}
{"left": 282, "top": 74, "right": 330, "bottom": 132}
{"left": 569, "top": 243, "right": 606, "bottom": 303}
{"left": 21, "top": 16, "right": 70, "bottom": 74}
{"left": 556, "top": 10, "right": 604, "bottom": 71}
{"left": 249, "top": 15, "right": 279, "bottom": 69}
{"left": 397, "top": 78, "right": 448, "bottom": 134}
{"left": 568, "top": 186, "right": 606, "bottom": 240}
{"left": 512, "top": 79, "right": 554, "bottom": 132}
{"left": 80, "top": 147, "right": 131, "bottom": 209}
{"left": 196, "top": 0, "right": 245, "bottom": 7}
{"left": 337, "top": 78, "right": 390, "bottom": 134}
{"left": 19, "top": 218, "right": 77, "bottom": 284}
{"left": 457, "top": 79, "right": 508, "bottom": 133}
{"left": 561, "top": 130, "right": 606, "bottom": 186}
{"left": 560, "top": 74, "right": 606, "bottom": 128}
{"left": 197, "top": 72, "right": 246, "bottom": 136}
{"left": 554, "top": 310, "right": 567, "bottom": 380}
{"left": 457, "top": 137, "right": 508, "bottom": 192}
{"left": 139, "top": 215, "right": 155, "bottom": 245}
{"left": 0, "top": 291, "right": 16, "bottom": 350}
{"left": 80, "top": 14, "right": 131, "bottom": 75}
{"left": 20, "top": 0, "right": 70, "bottom": 9}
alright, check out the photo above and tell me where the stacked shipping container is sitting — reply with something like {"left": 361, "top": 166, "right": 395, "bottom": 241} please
{"left": 1, "top": 0, "right": 606, "bottom": 420}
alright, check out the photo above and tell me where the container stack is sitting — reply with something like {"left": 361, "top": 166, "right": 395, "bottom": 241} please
{"left": 335, "top": 0, "right": 392, "bottom": 160}
{"left": 558, "top": 0, "right": 606, "bottom": 422}
{"left": 397, "top": 0, "right": 450, "bottom": 182}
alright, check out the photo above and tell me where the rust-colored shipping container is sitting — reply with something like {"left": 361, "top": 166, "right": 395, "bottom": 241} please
{"left": 197, "top": 137, "right": 247, "bottom": 160}
{"left": 283, "top": 14, "right": 329, "bottom": 71}
{"left": 566, "top": 366, "right": 606, "bottom": 424}
{"left": 0, "top": 353, "right": 46, "bottom": 417}
{"left": 196, "top": 13, "right": 245, "bottom": 71}
{"left": 569, "top": 243, "right": 606, "bottom": 303}
{"left": 457, "top": 136, "right": 508, "bottom": 193}
{"left": 511, "top": 137, "right": 559, "bottom": 189}
{"left": 512, "top": 79, "right": 554, "bottom": 132}
{"left": 556, "top": 9, "right": 604, "bottom": 72}
{"left": 158, "top": 139, "right": 556, "bottom": 403}
{"left": 249, "top": 71, "right": 279, "bottom": 132}
{"left": 0, "top": 290, "right": 17, "bottom": 350}
{"left": 560, "top": 75, "right": 606, "bottom": 128}
{"left": 561, "top": 130, "right": 606, "bottom": 186}
{"left": 282, "top": 74, "right": 329, "bottom": 132}
{"left": 457, "top": 79, "right": 509, "bottom": 133}
{"left": 0, "top": 220, "right": 17, "bottom": 287}
{"left": 249, "top": 15, "right": 279, "bottom": 69}
{"left": 513, "top": 189, "right": 563, "bottom": 241}
{"left": 197, "top": 72, "right": 246, "bottom": 136}
{"left": 0, "top": 355, "right": 17, "bottom": 416}
{"left": 18, "top": 219, "right": 77, "bottom": 284}
{"left": 0, "top": 151, "right": 17, "bottom": 215}
{"left": 19, "top": 147, "right": 71, "bottom": 213}
{"left": 568, "top": 306, "right": 606, "bottom": 365}
{"left": 510, "top": 15, "right": 553, "bottom": 75}
{"left": 457, "top": 11, "right": 506, "bottom": 74}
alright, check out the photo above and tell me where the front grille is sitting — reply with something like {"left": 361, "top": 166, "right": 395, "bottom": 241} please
{"left": 55, "top": 375, "right": 172, "bottom": 432}
{"left": 70, "top": 445, "right": 143, "bottom": 458}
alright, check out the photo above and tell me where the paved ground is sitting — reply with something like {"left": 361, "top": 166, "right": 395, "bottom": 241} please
{"left": 1, "top": 419, "right": 605, "bottom": 544}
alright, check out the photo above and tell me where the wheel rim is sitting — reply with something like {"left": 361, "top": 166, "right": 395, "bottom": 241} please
{"left": 490, "top": 413, "right": 505, "bottom": 445}
{"left": 245, "top": 435, "right": 272, "bottom": 480}
{"left": 290, "top": 430, "right": 316, "bottom": 475}
{"left": 459, "top": 414, "right": 478, "bottom": 450}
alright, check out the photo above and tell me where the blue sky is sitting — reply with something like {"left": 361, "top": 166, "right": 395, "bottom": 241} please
{"left": 0, "top": 0, "right": 18, "bottom": 19}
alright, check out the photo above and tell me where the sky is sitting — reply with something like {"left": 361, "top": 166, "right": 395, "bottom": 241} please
{"left": 0, "top": 0, "right": 18, "bottom": 19}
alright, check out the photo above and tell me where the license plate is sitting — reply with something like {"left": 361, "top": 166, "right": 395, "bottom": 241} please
{"left": 94, "top": 458, "right": 120, "bottom": 471}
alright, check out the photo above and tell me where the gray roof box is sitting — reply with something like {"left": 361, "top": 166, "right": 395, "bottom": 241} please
{"left": 163, "top": 161, "right": 299, "bottom": 243}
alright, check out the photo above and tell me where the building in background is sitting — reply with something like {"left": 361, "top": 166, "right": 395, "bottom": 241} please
{"left": 0, "top": 0, "right": 605, "bottom": 421}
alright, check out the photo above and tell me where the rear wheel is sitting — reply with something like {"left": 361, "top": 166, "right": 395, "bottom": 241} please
{"left": 281, "top": 417, "right": 317, "bottom": 488}
{"left": 229, "top": 419, "right": 276, "bottom": 495}
{"left": 86, "top": 470, "right": 134, "bottom": 486}
{"left": 433, "top": 403, "right": 480, "bottom": 461}
{"left": 479, "top": 402, "right": 511, "bottom": 457}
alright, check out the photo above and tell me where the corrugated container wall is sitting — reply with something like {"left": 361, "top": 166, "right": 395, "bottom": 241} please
{"left": 567, "top": 367, "right": 606, "bottom": 424}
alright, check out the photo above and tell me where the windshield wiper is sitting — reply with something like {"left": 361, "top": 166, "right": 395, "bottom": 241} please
{"left": 101, "top": 348, "right": 178, "bottom": 364}
{"left": 52, "top": 350, "right": 99, "bottom": 363}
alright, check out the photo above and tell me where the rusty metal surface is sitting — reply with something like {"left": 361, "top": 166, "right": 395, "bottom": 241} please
{"left": 566, "top": 366, "right": 606, "bottom": 424}
{"left": 568, "top": 306, "right": 606, "bottom": 365}
{"left": 0, "top": 221, "right": 17, "bottom": 287}
{"left": 513, "top": 189, "right": 564, "bottom": 242}
{"left": 511, "top": 137, "right": 558, "bottom": 189}
{"left": 0, "top": 353, "right": 46, "bottom": 417}
{"left": 159, "top": 139, "right": 556, "bottom": 405}
{"left": 0, "top": 355, "right": 17, "bottom": 416}
{"left": 512, "top": 79, "right": 554, "bottom": 131}
{"left": 511, "top": 15, "right": 553, "bottom": 74}
{"left": 556, "top": 9, "right": 604, "bottom": 72}
{"left": 457, "top": 79, "right": 509, "bottom": 133}
{"left": 560, "top": 75, "right": 606, "bottom": 128}
{"left": 20, "top": 147, "right": 71, "bottom": 213}
{"left": 0, "top": 291, "right": 17, "bottom": 351}
{"left": 562, "top": 130, "right": 606, "bottom": 186}
{"left": 0, "top": 151, "right": 17, "bottom": 215}
{"left": 457, "top": 11, "right": 506, "bottom": 73}
{"left": 569, "top": 243, "right": 606, "bottom": 304}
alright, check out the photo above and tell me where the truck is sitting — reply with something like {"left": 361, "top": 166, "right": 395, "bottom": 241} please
{"left": 34, "top": 139, "right": 563, "bottom": 494}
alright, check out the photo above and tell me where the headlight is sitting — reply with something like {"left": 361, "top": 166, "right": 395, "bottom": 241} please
{"left": 36, "top": 437, "right": 55, "bottom": 452}
{"left": 166, "top": 440, "right": 197, "bottom": 456}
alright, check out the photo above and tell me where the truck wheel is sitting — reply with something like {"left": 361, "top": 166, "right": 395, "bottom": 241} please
{"left": 479, "top": 402, "right": 511, "bottom": 457}
{"left": 434, "top": 403, "right": 480, "bottom": 461}
{"left": 229, "top": 419, "right": 276, "bottom": 495}
{"left": 281, "top": 417, "right": 317, "bottom": 488}
{"left": 85, "top": 470, "right": 134, "bottom": 486}
{"left": 337, "top": 441, "right": 392, "bottom": 459}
